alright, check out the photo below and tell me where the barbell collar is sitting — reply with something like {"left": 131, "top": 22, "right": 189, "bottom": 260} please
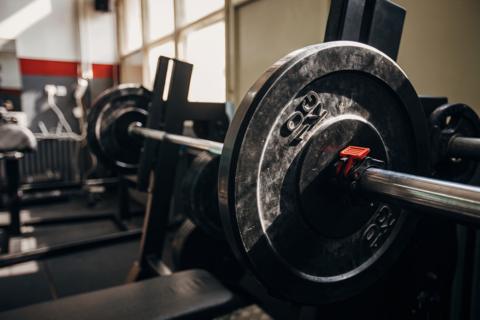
{"left": 128, "top": 122, "right": 224, "bottom": 155}
{"left": 359, "top": 167, "right": 480, "bottom": 225}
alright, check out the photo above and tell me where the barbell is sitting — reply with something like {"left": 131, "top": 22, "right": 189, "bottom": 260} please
{"left": 87, "top": 41, "right": 480, "bottom": 304}
{"left": 126, "top": 121, "right": 480, "bottom": 221}
{"left": 128, "top": 123, "right": 223, "bottom": 155}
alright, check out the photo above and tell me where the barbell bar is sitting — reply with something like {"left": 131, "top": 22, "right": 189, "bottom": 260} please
{"left": 133, "top": 119, "right": 480, "bottom": 167}
{"left": 359, "top": 167, "right": 480, "bottom": 225}
{"left": 128, "top": 122, "right": 223, "bottom": 155}
{"left": 128, "top": 119, "right": 480, "bottom": 225}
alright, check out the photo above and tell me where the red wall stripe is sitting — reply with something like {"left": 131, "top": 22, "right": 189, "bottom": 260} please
{"left": 19, "top": 59, "right": 116, "bottom": 79}
{"left": 20, "top": 59, "right": 78, "bottom": 77}
{"left": 92, "top": 63, "right": 114, "bottom": 79}
{"left": 0, "top": 88, "right": 22, "bottom": 95}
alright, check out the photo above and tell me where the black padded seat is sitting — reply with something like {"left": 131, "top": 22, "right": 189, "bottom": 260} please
{"left": 0, "top": 270, "right": 236, "bottom": 320}
{"left": 0, "top": 123, "right": 37, "bottom": 154}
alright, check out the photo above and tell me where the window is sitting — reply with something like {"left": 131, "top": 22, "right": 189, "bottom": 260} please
{"left": 119, "top": 0, "right": 142, "bottom": 54}
{"left": 146, "top": 0, "right": 174, "bottom": 41}
{"left": 179, "top": 21, "right": 225, "bottom": 102}
{"left": 147, "top": 41, "right": 175, "bottom": 86}
{"left": 178, "top": 0, "right": 224, "bottom": 26}
{"left": 120, "top": 51, "right": 143, "bottom": 84}
{"left": 117, "top": 0, "right": 226, "bottom": 102}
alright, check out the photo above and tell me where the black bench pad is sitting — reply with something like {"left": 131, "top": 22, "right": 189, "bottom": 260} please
{"left": 0, "top": 269, "right": 234, "bottom": 320}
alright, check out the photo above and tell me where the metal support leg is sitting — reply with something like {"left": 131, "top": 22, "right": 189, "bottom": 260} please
{"left": 5, "top": 157, "right": 21, "bottom": 236}
{"left": 118, "top": 176, "right": 131, "bottom": 221}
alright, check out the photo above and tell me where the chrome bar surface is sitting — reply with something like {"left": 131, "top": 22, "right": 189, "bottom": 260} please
{"left": 360, "top": 167, "right": 480, "bottom": 224}
{"left": 128, "top": 123, "right": 224, "bottom": 155}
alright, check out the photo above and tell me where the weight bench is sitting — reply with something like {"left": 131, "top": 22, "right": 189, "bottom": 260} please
{"left": 0, "top": 269, "right": 237, "bottom": 319}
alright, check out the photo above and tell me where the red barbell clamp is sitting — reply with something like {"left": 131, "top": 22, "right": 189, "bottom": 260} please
{"left": 336, "top": 146, "right": 371, "bottom": 177}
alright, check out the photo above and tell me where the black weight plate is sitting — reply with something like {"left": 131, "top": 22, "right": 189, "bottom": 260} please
{"left": 429, "top": 103, "right": 480, "bottom": 183}
{"left": 171, "top": 219, "right": 244, "bottom": 284}
{"left": 181, "top": 152, "right": 223, "bottom": 239}
{"left": 193, "top": 113, "right": 230, "bottom": 142}
{"left": 219, "top": 41, "right": 430, "bottom": 305}
{"left": 87, "top": 84, "right": 151, "bottom": 172}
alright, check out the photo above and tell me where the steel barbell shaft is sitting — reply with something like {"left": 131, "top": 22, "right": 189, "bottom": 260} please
{"left": 447, "top": 136, "right": 480, "bottom": 160}
{"left": 359, "top": 167, "right": 480, "bottom": 224}
{"left": 128, "top": 123, "right": 224, "bottom": 155}
{"left": 129, "top": 122, "right": 480, "bottom": 223}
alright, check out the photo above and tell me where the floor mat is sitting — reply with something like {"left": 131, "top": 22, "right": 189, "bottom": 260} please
{"left": 0, "top": 192, "right": 144, "bottom": 224}
{"left": 0, "top": 191, "right": 144, "bottom": 311}
{"left": 0, "top": 240, "right": 140, "bottom": 312}
{"left": 45, "top": 240, "right": 140, "bottom": 298}
{"left": 10, "top": 219, "right": 121, "bottom": 252}
{"left": 0, "top": 261, "right": 53, "bottom": 312}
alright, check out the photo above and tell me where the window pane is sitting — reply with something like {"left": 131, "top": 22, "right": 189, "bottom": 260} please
{"left": 120, "top": 51, "right": 143, "bottom": 84}
{"left": 147, "top": 41, "right": 175, "bottom": 87}
{"left": 121, "top": 0, "right": 142, "bottom": 54}
{"left": 146, "top": 0, "right": 174, "bottom": 40}
{"left": 179, "top": 0, "right": 224, "bottom": 25}
{"left": 180, "top": 21, "right": 225, "bottom": 102}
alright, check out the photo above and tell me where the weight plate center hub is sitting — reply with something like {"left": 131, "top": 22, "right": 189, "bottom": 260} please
{"left": 87, "top": 84, "right": 151, "bottom": 172}
{"left": 219, "top": 41, "right": 430, "bottom": 305}
{"left": 298, "top": 115, "right": 387, "bottom": 239}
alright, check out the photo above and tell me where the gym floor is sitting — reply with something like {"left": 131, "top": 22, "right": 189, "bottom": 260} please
{"left": 0, "top": 191, "right": 275, "bottom": 320}
{"left": 0, "top": 193, "right": 143, "bottom": 312}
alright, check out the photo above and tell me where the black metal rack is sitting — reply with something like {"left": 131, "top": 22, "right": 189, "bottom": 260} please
{"left": 129, "top": 56, "right": 228, "bottom": 280}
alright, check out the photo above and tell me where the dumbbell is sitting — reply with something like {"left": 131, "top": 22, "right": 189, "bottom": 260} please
{"left": 87, "top": 41, "right": 480, "bottom": 305}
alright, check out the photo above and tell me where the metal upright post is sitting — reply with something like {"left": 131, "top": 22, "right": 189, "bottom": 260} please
{"left": 129, "top": 56, "right": 228, "bottom": 280}
{"left": 5, "top": 157, "right": 21, "bottom": 236}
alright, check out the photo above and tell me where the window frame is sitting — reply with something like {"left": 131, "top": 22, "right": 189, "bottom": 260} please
{"left": 117, "top": 0, "right": 143, "bottom": 56}
{"left": 117, "top": 0, "right": 227, "bottom": 91}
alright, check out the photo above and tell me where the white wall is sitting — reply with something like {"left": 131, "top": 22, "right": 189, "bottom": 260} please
{"left": 233, "top": 0, "right": 480, "bottom": 111}
{"left": 0, "top": 53, "right": 22, "bottom": 88}
{"left": 0, "top": 39, "right": 17, "bottom": 53}
{"left": 16, "top": 0, "right": 79, "bottom": 61}
{"left": 396, "top": 0, "right": 480, "bottom": 110}
{"left": 233, "top": 0, "right": 329, "bottom": 104}
{"left": 80, "top": 0, "right": 118, "bottom": 64}
{"left": 0, "top": 0, "right": 117, "bottom": 64}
